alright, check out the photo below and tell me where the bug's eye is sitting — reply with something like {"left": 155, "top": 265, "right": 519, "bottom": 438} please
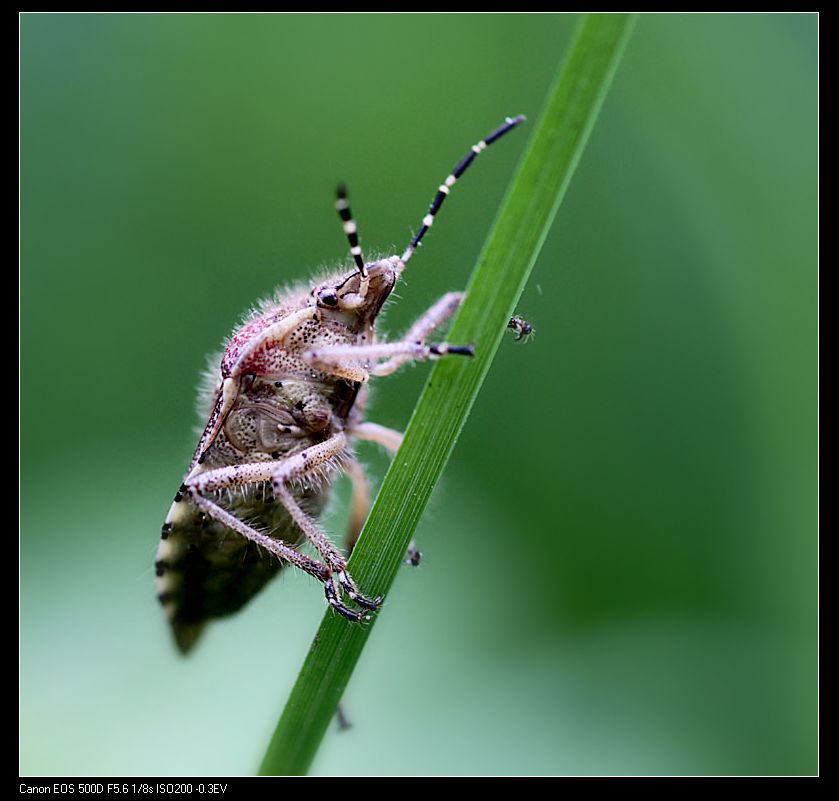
{"left": 318, "top": 290, "right": 339, "bottom": 307}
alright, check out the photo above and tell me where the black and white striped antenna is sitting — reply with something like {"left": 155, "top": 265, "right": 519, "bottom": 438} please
{"left": 401, "top": 114, "right": 526, "bottom": 265}
{"left": 334, "top": 183, "right": 368, "bottom": 279}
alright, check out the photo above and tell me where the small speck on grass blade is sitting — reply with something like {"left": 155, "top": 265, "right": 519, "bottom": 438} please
{"left": 259, "top": 12, "right": 636, "bottom": 776}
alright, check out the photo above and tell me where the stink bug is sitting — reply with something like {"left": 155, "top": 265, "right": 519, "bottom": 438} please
{"left": 156, "top": 115, "right": 526, "bottom": 653}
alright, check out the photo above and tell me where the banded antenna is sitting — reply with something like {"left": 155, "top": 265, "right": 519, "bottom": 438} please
{"left": 335, "top": 183, "right": 368, "bottom": 279}
{"left": 401, "top": 114, "right": 526, "bottom": 265}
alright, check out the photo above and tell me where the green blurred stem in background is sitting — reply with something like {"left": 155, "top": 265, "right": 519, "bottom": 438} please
{"left": 259, "top": 12, "right": 636, "bottom": 776}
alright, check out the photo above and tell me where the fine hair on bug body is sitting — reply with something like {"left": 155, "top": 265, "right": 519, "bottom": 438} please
{"left": 155, "top": 115, "right": 527, "bottom": 654}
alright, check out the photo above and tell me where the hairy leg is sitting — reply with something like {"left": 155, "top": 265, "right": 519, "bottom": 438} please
{"left": 178, "top": 432, "right": 381, "bottom": 619}
{"left": 344, "top": 457, "right": 371, "bottom": 553}
{"left": 300, "top": 292, "right": 467, "bottom": 380}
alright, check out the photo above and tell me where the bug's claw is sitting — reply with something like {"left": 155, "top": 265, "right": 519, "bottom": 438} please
{"left": 324, "top": 579, "right": 371, "bottom": 622}
{"left": 429, "top": 343, "right": 474, "bottom": 358}
{"left": 324, "top": 572, "right": 382, "bottom": 621}
{"left": 362, "top": 594, "right": 386, "bottom": 610}
{"left": 337, "top": 570, "right": 384, "bottom": 611}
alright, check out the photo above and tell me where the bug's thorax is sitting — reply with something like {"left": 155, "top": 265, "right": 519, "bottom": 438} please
{"left": 222, "top": 256, "right": 400, "bottom": 378}
{"left": 190, "top": 257, "right": 400, "bottom": 470}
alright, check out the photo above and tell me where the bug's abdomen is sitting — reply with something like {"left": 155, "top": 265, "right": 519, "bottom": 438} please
{"left": 156, "top": 486, "right": 327, "bottom": 654}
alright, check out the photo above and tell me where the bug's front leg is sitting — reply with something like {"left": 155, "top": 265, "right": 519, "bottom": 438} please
{"left": 183, "top": 433, "right": 382, "bottom": 620}
{"left": 301, "top": 292, "right": 471, "bottom": 379}
{"left": 375, "top": 291, "right": 464, "bottom": 376}
{"left": 304, "top": 340, "right": 474, "bottom": 378}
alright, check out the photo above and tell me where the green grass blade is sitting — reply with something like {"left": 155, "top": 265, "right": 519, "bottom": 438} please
{"left": 259, "top": 13, "right": 636, "bottom": 776}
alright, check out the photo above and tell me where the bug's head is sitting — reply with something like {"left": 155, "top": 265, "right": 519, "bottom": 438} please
{"left": 313, "top": 256, "right": 401, "bottom": 323}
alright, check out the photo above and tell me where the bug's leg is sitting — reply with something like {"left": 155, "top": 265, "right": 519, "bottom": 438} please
{"left": 303, "top": 340, "right": 473, "bottom": 378}
{"left": 178, "top": 480, "right": 371, "bottom": 623}
{"left": 268, "top": 434, "right": 383, "bottom": 613}
{"left": 404, "top": 292, "right": 464, "bottom": 341}
{"left": 349, "top": 422, "right": 421, "bottom": 567}
{"left": 374, "top": 292, "right": 464, "bottom": 376}
{"left": 302, "top": 291, "right": 469, "bottom": 378}
{"left": 343, "top": 450, "right": 420, "bottom": 569}
{"left": 344, "top": 457, "right": 371, "bottom": 554}
{"left": 277, "top": 479, "right": 383, "bottom": 612}
{"left": 182, "top": 489, "right": 331, "bottom": 583}
{"left": 323, "top": 575, "right": 372, "bottom": 621}
{"left": 300, "top": 290, "right": 466, "bottom": 381}
{"left": 223, "top": 306, "right": 324, "bottom": 379}
{"left": 401, "top": 115, "right": 526, "bottom": 265}
{"left": 193, "top": 434, "right": 349, "bottom": 573}
{"left": 185, "top": 433, "right": 382, "bottom": 619}
{"left": 187, "top": 433, "right": 347, "bottom": 496}
{"left": 350, "top": 421, "right": 404, "bottom": 454}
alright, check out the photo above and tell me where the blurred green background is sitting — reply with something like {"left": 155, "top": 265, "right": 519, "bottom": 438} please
{"left": 20, "top": 13, "right": 817, "bottom": 775}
